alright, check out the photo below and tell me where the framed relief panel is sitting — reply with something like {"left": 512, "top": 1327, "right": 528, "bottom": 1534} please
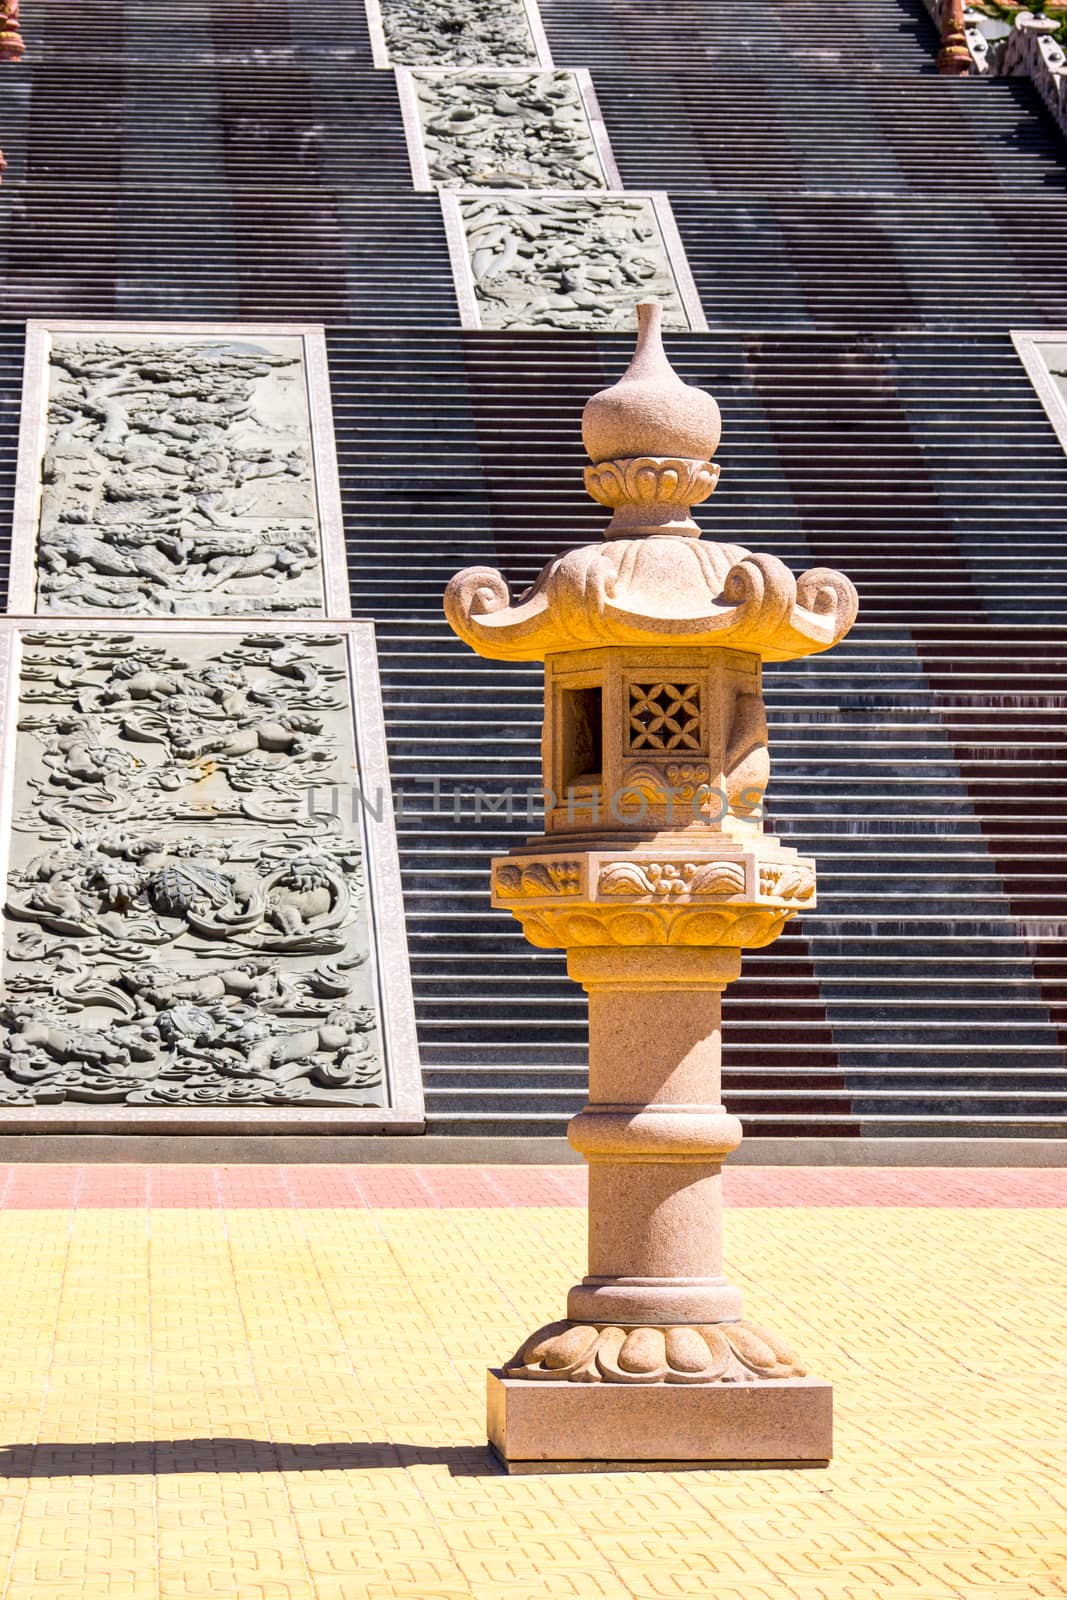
{"left": 11, "top": 321, "right": 351, "bottom": 620}
{"left": 0, "top": 619, "right": 423, "bottom": 1132}
{"left": 396, "top": 67, "right": 621, "bottom": 192}
{"left": 441, "top": 191, "right": 707, "bottom": 332}
{"left": 1013, "top": 331, "right": 1067, "bottom": 454}
{"left": 365, "top": 0, "right": 553, "bottom": 69}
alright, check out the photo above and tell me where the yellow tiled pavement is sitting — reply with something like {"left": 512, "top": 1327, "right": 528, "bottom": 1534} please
{"left": 0, "top": 1196, "right": 1063, "bottom": 1599}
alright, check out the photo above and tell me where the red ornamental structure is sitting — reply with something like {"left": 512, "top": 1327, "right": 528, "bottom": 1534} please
{"left": 937, "top": 0, "right": 971, "bottom": 74}
{"left": 0, "top": 0, "right": 24, "bottom": 62}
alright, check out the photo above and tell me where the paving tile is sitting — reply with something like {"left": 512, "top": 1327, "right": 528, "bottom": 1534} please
{"left": 0, "top": 1167, "right": 1060, "bottom": 1600}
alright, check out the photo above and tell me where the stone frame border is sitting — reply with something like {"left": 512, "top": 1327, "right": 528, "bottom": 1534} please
{"left": 1013, "top": 330, "right": 1067, "bottom": 455}
{"left": 364, "top": 0, "right": 553, "bottom": 71}
{"left": 0, "top": 617, "right": 425, "bottom": 1134}
{"left": 441, "top": 190, "right": 708, "bottom": 333}
{"left": 395, "top": 66, "right": 622, "bottom": 193}
{"left": 10, "top": 320, "right": 352, "bottom": 621}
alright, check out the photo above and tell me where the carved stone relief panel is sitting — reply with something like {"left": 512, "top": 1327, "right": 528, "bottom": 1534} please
{"left": 1013, "top": 332, "right": 1067, "bottom": 456}
{"left": 12, "top": 323, "right": 349, "bottom": 620}
{"left": 368, "top": 0, "right": 549, "bottom": 68}
{"left": 443, "top": 193, "right": 706, "bottom": 332}
{"left": 399, "top": 69, "right": 618, "bottom": 191}
{"left": 0, "top": 623, "right": 422, "bottom": 1127}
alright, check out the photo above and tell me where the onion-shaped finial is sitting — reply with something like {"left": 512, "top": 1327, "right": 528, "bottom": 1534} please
{"left": 581, "top": 301, "right": 721, "bottom": 466}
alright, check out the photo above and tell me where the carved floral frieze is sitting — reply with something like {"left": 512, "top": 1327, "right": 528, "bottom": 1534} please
{"left": 598, "top": 861, "right": 746, "bottom": 898}
{"left": 491, "top": 843, "right": 815, "bottom": 950}
{"left": 493, "top": 860, "right": 581, "bottom": 897}
{"left": 759, "top": 862, "right": 816, "bottom": 902}
{"left": 0, "top": 631, "right": 386, "bottom": 1107}
{"left": 622, "top": 760, "right": 712, "bottom": 805}
{"left": 31, "top": 332, "right": 327, "bottom": 618}
{"left": 509, "top": 903, "right": 792, "bottom": 951}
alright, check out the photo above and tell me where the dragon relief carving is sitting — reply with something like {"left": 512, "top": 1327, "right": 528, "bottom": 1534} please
{"left": 36, "top": 334, "right": 324, "bottom": 617}
{"left": 0, "top": 632, "right": 385, "bottom": 1107}
{"left": 458, "top": 196, "right": 689, "bottom": 332}
{"left": 382, "top": 0, "right": 538, "bottom": 65}
{"left": 413, "top": 70, "right": 608, "bottom": 190}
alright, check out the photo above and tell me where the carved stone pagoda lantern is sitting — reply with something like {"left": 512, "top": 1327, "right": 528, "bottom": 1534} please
{"left": 445, "top": 303, "right": 858, "bottom": 1468}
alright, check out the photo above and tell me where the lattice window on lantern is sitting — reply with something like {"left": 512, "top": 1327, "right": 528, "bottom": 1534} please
{"left": 628, "top": 680, "right": 702, "bottom": 752}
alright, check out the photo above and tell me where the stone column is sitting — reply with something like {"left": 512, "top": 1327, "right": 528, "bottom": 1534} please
{"left": 445, "top": 302, "right": 858, "bottom": 1468}
{"left": 566, "top": 946, "right": 743, "bottom": 1332}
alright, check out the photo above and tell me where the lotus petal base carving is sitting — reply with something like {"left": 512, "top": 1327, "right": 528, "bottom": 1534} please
{"left": 504, "top": 1319, "right": 807, "bottom": 1385}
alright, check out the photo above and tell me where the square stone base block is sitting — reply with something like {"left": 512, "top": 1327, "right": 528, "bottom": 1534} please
{"left": 487, "top": 1370, "right": 832, "bottom": 1471}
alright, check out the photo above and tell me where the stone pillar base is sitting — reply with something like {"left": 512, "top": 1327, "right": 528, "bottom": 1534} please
{"left": 487, "top": 1370, "right": 832, "bottom": 1469}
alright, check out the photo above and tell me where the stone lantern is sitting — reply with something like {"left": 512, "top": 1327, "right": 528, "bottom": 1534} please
{"left": 445, "top": 303, "right": 859, "bottom": 1469}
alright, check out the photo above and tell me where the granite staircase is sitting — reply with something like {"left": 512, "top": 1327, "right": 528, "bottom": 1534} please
{"left": 0, "top": 0, "right": 1066, "bottom": 1137}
